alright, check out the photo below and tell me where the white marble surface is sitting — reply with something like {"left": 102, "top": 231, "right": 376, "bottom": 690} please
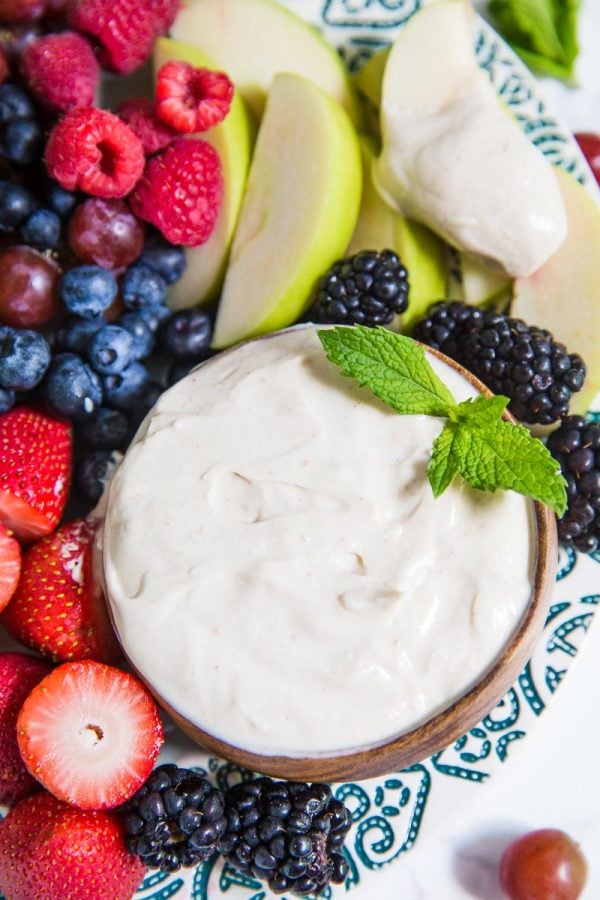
{"left": 354, "top": 3, "right": 600, "bottom": 896}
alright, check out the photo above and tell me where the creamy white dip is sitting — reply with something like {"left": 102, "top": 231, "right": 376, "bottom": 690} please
{"left": 374, "top": 2, "right": 567, "bottom": 278}
{"left": 103, "top": 327, "right": 534, "bottom": 757}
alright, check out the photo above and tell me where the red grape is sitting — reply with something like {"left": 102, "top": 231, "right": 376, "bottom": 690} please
{"left": 575, "top": 133, "right": 600, "bottom": 185}
{"left": 67, "top": 199, "right": 145, "bottom": 270}
{"left": 500, "top": 829, "right": 587, "bottom": 900}
{"left": 0, "top": 245, "right": 61, "bottom": 328}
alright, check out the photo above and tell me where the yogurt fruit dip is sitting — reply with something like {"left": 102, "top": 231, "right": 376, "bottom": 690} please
{"left": 103, "top": 326, "right": 535, "bottom": 758}
{"left": 374, "top": 0, "right": 567, "bottom": 278}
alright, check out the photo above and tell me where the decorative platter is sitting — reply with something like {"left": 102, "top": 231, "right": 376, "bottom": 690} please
{"left": 1, "top": 2, "right": 599, "bottom": 899}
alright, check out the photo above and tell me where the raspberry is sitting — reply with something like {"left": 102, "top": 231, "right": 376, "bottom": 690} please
{"left": 0, "top": 0, "right": 45, "bottom": 22}
{"left": 130, "top": 138, "right": 222, "bottom": 247}
{"left": 20, "top": 32, "right": 99, "bottom": 113}
{"left": 44, "top": 107, "right": 145, "bottom": 199}
{"left": 117, "top": 97, "right": 178, "bottom": 155}
{"left": 68, "top": 0, "right": 180, "bottom": 74}
{"left": 156, "top": 61, "right": 234, "bottom": 134}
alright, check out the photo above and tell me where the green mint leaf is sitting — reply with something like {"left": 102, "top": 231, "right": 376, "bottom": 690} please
{"left": 512, "top": 46, "right": 575, "bottom": 81}
{"left": 318, "top": 326, "right": 456, "bottom": 417}
{"left": 428, "top": 422, "right": 461, "bottom": 497}
{"left": 451, "top": 417, "right": 568, "bottom": 515}
{"left": 453, "top": 394, "right": 510, "bottom": 425}
{"left": 489, "top": 0, "right": 579, "bottom": 82}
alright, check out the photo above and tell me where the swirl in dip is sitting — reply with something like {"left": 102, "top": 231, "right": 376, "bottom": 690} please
{"left": 102, "top": 326, "right": 534, "bottom": 757}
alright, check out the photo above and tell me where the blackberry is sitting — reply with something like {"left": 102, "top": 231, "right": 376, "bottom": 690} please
{"left": 547, "top": 415, "right": 600, "bottom": 554}
{"left": 310, "top": 249, "right": 409, "bottom": 327}
{"left": 219, "top": 777, "right": 351, "bottom": 897}
{"left": 412, "top": 301, "right": 586, "bottom": 425}
{"left": 121, "top": 764, "right": 227, "bottom": 873}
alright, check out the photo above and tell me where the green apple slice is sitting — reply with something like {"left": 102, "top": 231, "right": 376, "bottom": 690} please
{"left": 352, "top": 47, "right": 389, "bottom": 112}
{"left": 511, "top": 167, "right": 600, "bottom": 415}
{"left": 170, "top": 0, "right": 362, "bottom": 126}
{"left": 459, "top": 253, "right": 511, "bottom": 305}
{"left": 211, "top": 73, "right": 362, "bottom": 349}
{"left": 347, "top": 136, "right": 397, "bottom": 253}
{"left": 446, "top": 248, "right": 511, "bottom": 307}
{"left": 153, "top": 37, "right": 254, "bottom": 309}
{"left": 347, "top": 137, "right": 446, "bottom": 332}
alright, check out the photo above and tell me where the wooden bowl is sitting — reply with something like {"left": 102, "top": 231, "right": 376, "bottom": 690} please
{"left": 106, "top": 340, "right": 558, "bottom": 783}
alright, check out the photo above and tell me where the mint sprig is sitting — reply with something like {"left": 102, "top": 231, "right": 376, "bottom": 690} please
{"left": 318, "top": 326, "right": 567, "bottom": 515}
{"left": 488, "top": 0, "right": 579, "bottom": 83}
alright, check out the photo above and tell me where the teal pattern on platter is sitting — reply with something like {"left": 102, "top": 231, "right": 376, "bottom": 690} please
{"left": 0, "top": 6, "right": 597, "bottom": 900}
{"left": 133, "top": 2, "right": 600, "bottom": 894}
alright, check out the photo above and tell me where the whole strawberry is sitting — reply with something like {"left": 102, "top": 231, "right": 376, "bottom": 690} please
{"left": 0, "top": 791, "right": 146, "bottom": 900}
{"left": 0, "top": 652, "right": 51, "bottom": 806}
{"left": 0, "top": 407, "right": 72, "bottom": 540}
{"left": 1, "top": 519, "right": 122, "bottom": 664}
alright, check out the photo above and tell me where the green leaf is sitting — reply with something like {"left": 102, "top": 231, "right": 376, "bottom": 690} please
{"left": 512, "top": 46, "right": 576, "bottom": 82}
{"left": 318, "top": 326, "right": 456, "bottom": 418}
{"left": 453, "top": 394, "right": 510, "bottom": 425}
{"left": 452, "top": 417, "right": 568, "bottom": 515}
{"left": 428, "top": 422, "right": 461, "bottom": 497}
{"left": 489, "top": 0, "right": 580, "bottom": 81}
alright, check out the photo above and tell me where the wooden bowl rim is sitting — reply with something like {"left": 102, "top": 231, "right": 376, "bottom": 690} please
{"left": 104, "top": 333, "right": 558, "bottom": 782}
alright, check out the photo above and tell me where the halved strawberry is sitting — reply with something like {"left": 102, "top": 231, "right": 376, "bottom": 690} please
{"left": 0, "top": 791, "right": 146, "bottom": 900}
{"left": 0, "top": 651, "right": 51, "bottom": 806}
{"left": 17, "top": 660, "right": 164, "bottom": 809}
{"left": 0, "top": 524, "right": 20, "bottom": 613}
{"left": 1, "top": 518, "right": 122, "bottom": 664}
{"left": 0, "top": 407, "right": 72, "bottom": 540}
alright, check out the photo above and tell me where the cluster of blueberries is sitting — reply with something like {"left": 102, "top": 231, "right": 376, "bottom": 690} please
{"left": 0, "top": 233, "right": 214, "bottom": 504}
{"left": 0, "top": 82, "right": 43, "bottom": 167}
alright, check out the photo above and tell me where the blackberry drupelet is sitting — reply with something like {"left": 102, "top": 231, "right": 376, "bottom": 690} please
{"left": 219, "top": 777, "right": 351, "bottom": 897}
{"left": 121, "top": 764, "right": 227, "bottom": 873}
{"left": 547, "top": 416, "right": 600, "bottom": 553}
{"left": 412, "top": 301, "right": 586, "bottom": 425}
{"left": 310, "top": 249, "right": 409, "bottom": 327}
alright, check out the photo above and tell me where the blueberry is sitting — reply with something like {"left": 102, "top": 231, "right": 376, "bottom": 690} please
{"left": 43, "top": 353, "right": 103, "bottom": 421}
{"left": 128, "top": 380, "right": 162, "bottom": 430}
{"left": 88, "top": 325, "right": 136, "bottom": 375}
{"left": 0, "top": 327, "right": 51, "bottom": 391}
{"left": 102, "top": 361, "right": 150, "bottom": 411}
{"left": 121, "top": 264, "right": 167, "bottom": 311}
{"left": 160, "top": 309, "right": 212, "bottom": 359}
{"left": 79, "top": 406, "right": 130, "bottom": 449}
{"left": 140, "top": 235, "right": 186, "bottom": 285}
{"left": 5, "top": 119, "right": 42, "bottom": 165}
{"left": 0, "top": 181, "right": 36, "bottom": 232}
{"left": 0, "top": 387, "right": 15, "bottom": 413}
{"left": 21, "top": 209, "right": 61, "bottom": 250}
{"left": 0, "top": 84, "right": 35, "bottom": 123}
{"left": 167, "top": 358, "right": 198, "bottom": 386}
{"left": 136, "top": 303, "right": 170, "bottom": 333}
{"left": 46, "top": 184, "right": 77, "bottom": 219}
{"left": 118, "top": 312, "right": 155, "bottom": 360}
{"left": 77, "top": 449, "right": 122, "bottom": 504}
{"left": 60, "top": 265, "right": 117, "bottom": 318}
{"left": 54, "top": 316, "right": 103, "bottom": 355}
